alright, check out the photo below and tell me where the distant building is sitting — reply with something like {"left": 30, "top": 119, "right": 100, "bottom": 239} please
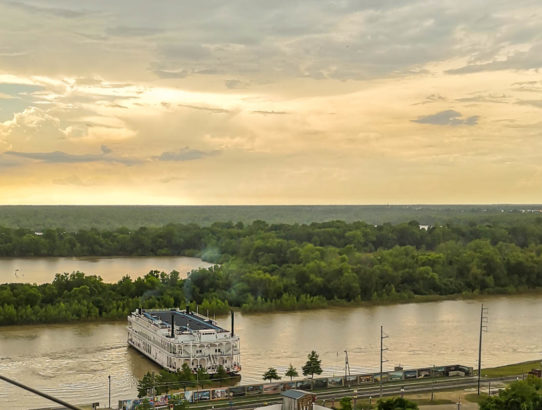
{"left": 281, "top": 390, "right": 316, "bottom": 410}
{"left": 255, "top": 390, "right": 328, "bottom": 410}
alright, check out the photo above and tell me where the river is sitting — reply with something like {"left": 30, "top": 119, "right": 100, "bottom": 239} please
{"left": 0, "top": 294, "right": 541, "bottom": 409}
{"left": 0, "top": 256, "right": 214, "bottom": 284}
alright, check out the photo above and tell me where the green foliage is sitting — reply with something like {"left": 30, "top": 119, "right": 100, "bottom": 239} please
{"left": 302, "top": 351, "right": 323, "bottom": 379}
{"left": 263, "top": 367, "right": 281, "bottom": 383}
{"left": 286, "top": 363, "right": 299, "bottom": 381}
{"left": 340, "top": 397, "right": 353, "bottom": 410}
{"left": 137, "top": 372, "right": 157, "bottom": 398}
{"left": 479, "top": 377, "right": 542, "bottom": 410}
{"left": 2, "top": 218, "right": 542, "bottom": 324}
{"left": 135, "top": 364, "right": 236, "bottom": 399}
{"left": 377, "top": 397, "right": 419, "bottom": 410}
{"left": 1, "top": 205, "right": 540, "bottom": 230}
{"left": 136, "top": 398, "right": 153, "bottom": 410}
{"left": 196, "top": 367, "right": 211, "bottom": 387}
{"left": 216, "top": 365, "right": 228, "bottom": 381}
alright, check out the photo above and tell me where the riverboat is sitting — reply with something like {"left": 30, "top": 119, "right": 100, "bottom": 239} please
{"left": 127, "top": 307, "right": 241, "bottom": 375}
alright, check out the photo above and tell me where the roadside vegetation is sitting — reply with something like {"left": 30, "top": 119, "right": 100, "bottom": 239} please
{"left": 479, "top": 377, "right": 542, "bottom": 410}
{"left": 1, "top": 219, "right": 542, "bottom": 324}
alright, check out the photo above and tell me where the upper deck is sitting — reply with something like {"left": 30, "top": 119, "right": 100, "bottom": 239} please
{"left": 147, "top": 310, "right": 224, "bottom": 332}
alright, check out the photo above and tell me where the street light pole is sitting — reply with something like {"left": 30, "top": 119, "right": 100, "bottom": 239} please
{"left": 108, "top": 375, "right": 111, "bottom": 409}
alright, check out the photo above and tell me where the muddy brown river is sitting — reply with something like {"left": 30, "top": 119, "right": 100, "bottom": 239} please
{"left": 0, "top": 295, "right": 541, "bottom": 409}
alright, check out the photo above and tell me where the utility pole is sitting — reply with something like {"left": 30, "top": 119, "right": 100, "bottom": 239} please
{"left": 477, "top": 304, "right": 488, "bottom": 395}
{"left": 108, "top": 375, "right": 111, "bottom": 409}
{"left": 344, "top": 350, "right": 350, "bottom": 385}
{"left": 380, "top": 325, "right": 389, "bottom": 398}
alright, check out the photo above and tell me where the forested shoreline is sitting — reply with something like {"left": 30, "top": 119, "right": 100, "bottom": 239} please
{"left": 1, "top": 219, "right": 542, "bottom": 325}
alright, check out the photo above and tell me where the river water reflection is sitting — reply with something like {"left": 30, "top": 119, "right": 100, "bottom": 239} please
{"left": 0, "top": 295, "right": 541, "bottom": 409}
{"left": 0, "top": 256, "right": 214, "bottom": 284}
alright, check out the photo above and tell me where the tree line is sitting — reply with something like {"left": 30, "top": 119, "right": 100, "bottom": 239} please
{"left": 1, "top": 219, "right": 542, "bottom": 324}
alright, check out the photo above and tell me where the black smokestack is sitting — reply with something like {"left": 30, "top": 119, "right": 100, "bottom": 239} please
{"left": 231, "top": 310, "right": 234, "bottom": 337}
{"left": 171, "top": 314, "right": 175, "bottom": 338}
{"left": 186, "top": 305, "right": 190, "bottom": 314}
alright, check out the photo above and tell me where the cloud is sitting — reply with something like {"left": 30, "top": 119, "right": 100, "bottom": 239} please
{"left": 516, "top": 100, "right": 542, "bottom": 109}
{"left": 512, "top": 81, "right": 542, "bottom": 93}
{"left": 178, "top": 104, "right": 231, "bottom": 114}
{"left": 101, "top": 144, "right": 112, "bottom": 154}
{"left": 152, "top": 70, "right": 189, "bottom": 79}
{"left": 412, "top": 110, "right": 479, "bottom": 126}
{"left": 0, "top": 107, "right": 64, "bottom": 144}
{"left": 52, "top": 175, "right": 94, "bottom": 186}
{"left": 155, "top": 147, "right": 220, "bottom": 162}
{"left": 5, "top": 150, "right": 140, "bottom": 165}
{"left": 225, "top": 80, "right": 250, "bottom": 90}
{"left": 455, "top": 94, "right": 510, "bottom": 104}
{"left": 413, "top": 94, "right": 446, "bottom": 105}
{"left": 446, "top": 43, "right": 542, "bottom": 75}
{"left": 106, "top": 26, "right": 163, "bottom": 38}
{"left": 252, "top": 110, "right": 288, "bottom": 115}
{"left": 5, "top": 1, "right": 89, "bottom": 18}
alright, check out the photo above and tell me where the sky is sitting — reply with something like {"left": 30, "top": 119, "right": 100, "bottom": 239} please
{"left": 0, "top": 0, "right": 541, "bottom": 205}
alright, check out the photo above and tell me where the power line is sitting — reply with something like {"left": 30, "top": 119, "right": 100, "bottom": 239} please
{"left": 0, "top": 375, "right": 81, "bottom": 410}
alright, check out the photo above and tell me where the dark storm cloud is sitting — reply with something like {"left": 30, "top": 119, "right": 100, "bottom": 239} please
{"left": 412, "top": 110, "right": 479, "bottom": 126}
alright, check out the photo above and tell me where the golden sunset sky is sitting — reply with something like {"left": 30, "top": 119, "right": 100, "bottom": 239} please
{"left": 1, "top": 1, "right": 541, "bottom": 205}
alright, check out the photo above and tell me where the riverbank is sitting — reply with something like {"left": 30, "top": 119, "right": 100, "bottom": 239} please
{"left": 238, "top": 287, "right": 542, "bottom": 314}
{"left": 481, "top": 359, "right": 542, "bottom": 377}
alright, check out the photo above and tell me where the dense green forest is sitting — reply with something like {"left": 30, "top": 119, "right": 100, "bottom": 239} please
{"left": 1, "top": 219, "right": 542, "bottom": 324}
{"left": 1, "top": 204, "right": 542, "bottom": 230}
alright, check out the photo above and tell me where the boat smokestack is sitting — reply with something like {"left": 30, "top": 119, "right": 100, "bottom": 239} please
{"left": 231, "top": 310, "right": 234, "bottom": 337}
{"left": 186, "top": 305, "right": 190, "bottom": 314}
{"left": 171, "top": 313, "right": 175, "bottom": 338}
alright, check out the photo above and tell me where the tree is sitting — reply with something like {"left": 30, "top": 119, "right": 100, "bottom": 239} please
{"left": 216, "top": 364, "right": 229, "bottom": 382}
{"left": 263, "top": 367, "right": 281, "bottom": 383}
{"left": 285, "top": 363, "right": 299, "bottom": 381}
{"left": 479, "top": 377, "right": 542, "bottom": 410}
{"left": 196, "top": 367, "right": 211, "bottom": 387}
{"left": 136, "top": 398, "right": 153, "bottom": 410}
{"left": 302, "top": 351, "right": 322, "bottom": 379}
{"left": 340, "top": 397, "right": 353, "bottom": 410}
{"left": 137, "top": 371, "right": 157, "bottom": 398}
{"left": 377, "top": 397, "right": 418, "bottom": 410}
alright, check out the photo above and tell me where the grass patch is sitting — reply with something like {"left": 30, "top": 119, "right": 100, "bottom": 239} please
{"left": 410, "top": 399, "right": 454, "bottom": 405}
{"left": 464, "top": 393, "right": 488, "bottom": 404}
{"left": 482, "top": 359, "right": 542, "bottom": 378}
